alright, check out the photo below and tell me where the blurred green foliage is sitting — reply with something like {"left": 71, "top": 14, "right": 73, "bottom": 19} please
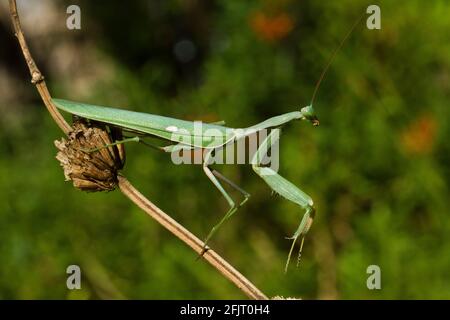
{"left": 0, "top": 0, "right": 449, "bottom": 299}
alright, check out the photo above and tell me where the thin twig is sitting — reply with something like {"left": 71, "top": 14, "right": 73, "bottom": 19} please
{"left": 9, "top": 0, "right": 72, "bottom": 134}
{"left": 9, "top": 0, "right": 268, "bottom": 300}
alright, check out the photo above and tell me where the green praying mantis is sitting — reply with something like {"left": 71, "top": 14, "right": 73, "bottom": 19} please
{"left": 52, "top": 17, "right": 361, "bottom": 272}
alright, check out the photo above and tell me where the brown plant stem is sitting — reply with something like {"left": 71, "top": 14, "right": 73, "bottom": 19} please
{"left": 9, "top": 0, "right": 268, "bottom": 300}
{"left": 118, "top": 176, "right": 267, "bottom": 300}
{"left": 9, "top": 0, "right": 72, "bottom": 134}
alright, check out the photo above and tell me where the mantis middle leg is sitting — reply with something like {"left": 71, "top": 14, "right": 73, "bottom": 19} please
{"left": 201, "top": 148, "right": 250, "bottom": 254}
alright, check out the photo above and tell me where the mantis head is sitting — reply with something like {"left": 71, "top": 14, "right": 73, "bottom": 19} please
{"left": 300, "top": 105, "right": 319, "bottom": 126}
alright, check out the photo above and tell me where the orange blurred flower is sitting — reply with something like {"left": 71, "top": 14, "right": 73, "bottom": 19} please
{"left": 401, "top": 114, "right": 437, "bottom": 155}
{"left": 250, "top": 11, "right": 294, "bottom": 43}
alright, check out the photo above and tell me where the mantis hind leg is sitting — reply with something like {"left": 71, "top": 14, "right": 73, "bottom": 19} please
{"left": 201, "top": 149, "right": 250, "bottom": 255}
{"left": 84, "top": 136, "right": 141, "bottom": 153}
{"left": 251, "top": 129, "right": 316, "bottom": 272}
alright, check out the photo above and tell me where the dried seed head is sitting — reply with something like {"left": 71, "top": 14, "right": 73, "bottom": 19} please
{"left": 55, "top": 120, "right": 125, "bottom": 192}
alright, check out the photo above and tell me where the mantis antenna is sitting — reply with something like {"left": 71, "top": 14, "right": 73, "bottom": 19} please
{"left": 309, "top": 13, "right": 365, "bottom": 107}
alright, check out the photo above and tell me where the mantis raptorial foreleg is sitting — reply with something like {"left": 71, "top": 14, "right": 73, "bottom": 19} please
{"left": 200, "top": 149, "right": 250, "bottom": 254}
{"left": 251, "top": 130, "right": 315, "bottom": 273}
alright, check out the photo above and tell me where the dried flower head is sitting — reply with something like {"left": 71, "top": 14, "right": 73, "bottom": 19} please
{"left": 55, "top": 120, "right": 125, "bottom": 192}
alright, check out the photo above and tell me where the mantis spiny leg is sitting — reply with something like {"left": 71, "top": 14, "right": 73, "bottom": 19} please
{"left": 251, "top": 129, "right": 315, "bottom": 273}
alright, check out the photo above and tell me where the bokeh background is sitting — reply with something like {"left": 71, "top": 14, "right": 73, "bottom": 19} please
{"left": 0, "top": 0, "right": 449, "bottom": 299}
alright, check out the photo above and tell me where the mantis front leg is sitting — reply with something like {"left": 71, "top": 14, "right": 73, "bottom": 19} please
{"left": 251, "top": 129, "right": 316, "bottom": 272}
